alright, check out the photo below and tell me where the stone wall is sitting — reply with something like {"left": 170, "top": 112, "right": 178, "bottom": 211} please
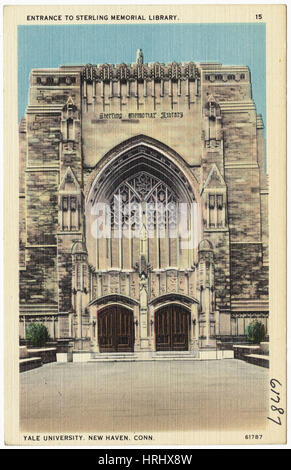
{"left": 19, "top": 60, "right": 268, "bottom": 343}
{"left": 20, "top": 247, "right": 58, "bottom": 304}
{"left": 230, "top": 243, "right": 268, "bottom": 300}
{"left": 19, "top": 119, "right": 27, "bottom": 268}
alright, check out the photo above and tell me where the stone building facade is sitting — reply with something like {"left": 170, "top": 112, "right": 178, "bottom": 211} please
{"left": 19, "top": 51, "right": 268, "bottom": 356}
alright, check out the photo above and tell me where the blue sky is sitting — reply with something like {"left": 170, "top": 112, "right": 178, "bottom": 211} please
{"left": 18, "top": 23, "right": 266, "bottom": 124}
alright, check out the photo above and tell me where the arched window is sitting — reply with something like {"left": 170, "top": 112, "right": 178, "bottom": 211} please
{"left": 93, "top": 171, "right": 192, "bottom": 270}
{"left": 109, "top": 172, "right": 178, "bottom": 232}
{"left": 106, "top": 171, "right": 180, "bottom": 270}
{"left": 86, "top": 143, "right": 199, "bottom": 273}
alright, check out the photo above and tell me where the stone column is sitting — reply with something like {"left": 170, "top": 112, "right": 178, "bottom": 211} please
{"left": 69, "top": 313, "right": 73, "bottom": 337}
{"left": 94, "top": 315, "right": 99, "bottom": 353}
{"left": 52, "top": 316, "right": 55, "bottom": 340}
{"left": 198, "top": 239, "right": 215, "bottom": 348}
{"left": 88, "top": 306, "right": 98, "bottom": 352}
{"left": 190, "top": 303, "right": 199, "bottom": 350}
{"left": 139, "top": 274, "right": 148, "bottom": 346}
{"left": 90, "top": 312, "right": 94, "bottom": 342}
{"left": 205, "top": 284, "right": 210, "bottom": 344}
{"left": 76, "top": 291, "right": 82, "bottom": 338}
{"left": 138, "top": 220, "right": 150, "bottom": 351}
{"left": 23, "top": 316, "right": 26, "bottom": 339}
{"left": 71, "top": 241, "right": 89, "bottom": 347}
{"left": 215, "top": 309, "right": 220, "bottom": 335}
{"left": 57, "top": 316, "right": 60, "bottom": 339}
{"left": 133, "top": 305, "right": 140, "bottom": 352}
{"left": 148, "top": 304, "right": 155, "bottom": 351}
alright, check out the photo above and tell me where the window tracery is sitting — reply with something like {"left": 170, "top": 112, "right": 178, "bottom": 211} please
{"left": 109, "top": 171, "right": 179, "bottom": 232}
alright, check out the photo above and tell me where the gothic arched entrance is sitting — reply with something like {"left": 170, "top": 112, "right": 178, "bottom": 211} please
{"left": 155, "top": 305, "right": 191, "bottom": 351}
{"left": 85, "top": 138, "right": 203, "bottom": 353}
{"left": 98, "top": 306, "right": 134, "bottom": 353}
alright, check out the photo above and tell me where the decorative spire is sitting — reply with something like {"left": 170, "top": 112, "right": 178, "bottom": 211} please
{"left": 136, "top": 48, "right": 144, "bottom": 64}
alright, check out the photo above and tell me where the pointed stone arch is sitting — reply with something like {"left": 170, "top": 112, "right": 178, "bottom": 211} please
{"left": 85, "top": 134, "right": 200, "bottom": 205}
{"left": 202, "top": 163, "right": 226, "bottom": 192}
{"left": 58, "top": 167, "right": 82, "bottom": 232}
{"left": 59, "top": 166, "right": 80, "bottom": 193}
{"left": 85, "top": 135, "right": 203, "bottom": 273}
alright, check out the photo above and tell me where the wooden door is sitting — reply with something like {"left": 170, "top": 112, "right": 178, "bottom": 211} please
{"left": 155, "top": 305, "right": 190, "bottom": 351}
{"left": 98, "top": 306, "right": 134, "bottom": 353}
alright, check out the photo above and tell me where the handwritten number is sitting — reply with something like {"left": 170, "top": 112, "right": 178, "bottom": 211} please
{"left": 267, "top": 416, "right": 282, "bottom": 426}
{"left": 268, "top": 379, "right": 284, "bottom": 426}
{"left": 270, "top": 378, "right": 282, "bottom": 388}
{"left": 271, "top": 405, "right": 284, "bottom": 415}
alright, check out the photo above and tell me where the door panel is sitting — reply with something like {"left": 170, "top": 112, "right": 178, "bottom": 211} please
{"left": 155, "top": 305, "right": 190, "bottom": 351}
{"left": 155, "top": 307, "right": 171, "bottom": 350}
{"left": 98, "top": 306, "right": 134, "bottom": 353}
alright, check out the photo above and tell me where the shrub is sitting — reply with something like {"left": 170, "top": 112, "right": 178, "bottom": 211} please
{"left": 26, "top": 323, "right": 50, "bottom": 347}
{"left": 246, "top": 321, "right": 266, "bottom": 344}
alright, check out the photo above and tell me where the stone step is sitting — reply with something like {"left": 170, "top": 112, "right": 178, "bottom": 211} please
{"left": 90, "top": 353, "right": 138, "bottom": 362}
{"left": 89, "top": 359, "right": 138, "bottom": 363}
{"left": 233, "top": 345, "right": 261, "bottom": 360}
{"left": 89, "top": 356, "right": 199, "bottom": 363}
{"left": 19, "top": 346, "right": 29, "bottom": 359}
{"left": 244, "top": 354, "right": 269, "bottom": 368}
{"left": 90, "top": 353, "right": 198, "bottom": 362}
{"left": 86, "top": 349, "right": 233, "bottom": 363}
{"left": 153, "top": 354, "right": 194, "bottom": 359}
{"left": 91, "top": 353, "right": 136, "bottom": 358}
{"left": 260, "top": 342, "right": 269, "bottom": 355}
{"left": 152, "top": 357, "right": 199, "bottom": 361}
{"left": 154, "top": 351, "right": 193, "bottom": 355}
{"left": 246, "top": 353, "right": 269, "bottom": 359}
{"left": 19, "top": 356, "right": 42, "bottom": 372}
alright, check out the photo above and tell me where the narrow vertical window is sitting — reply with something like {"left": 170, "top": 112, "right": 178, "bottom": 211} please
{"left": 217, "top": 195, "right": 223, "bottom": 210}
{"left": 67, "top": 118, "right": 73, "bottom": 140}
{"left": 62, "top": 197, "right": 68, "bottom": 211}
{"left": 208, "top": 194, "right": 224, "bottom": 228}
{"left": 70, "top": 197, "right": 77, "bottom": 211}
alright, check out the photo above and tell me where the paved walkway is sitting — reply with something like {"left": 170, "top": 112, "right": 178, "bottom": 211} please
{"left": 20, "top": 359, "right": 268, "bottom": 433}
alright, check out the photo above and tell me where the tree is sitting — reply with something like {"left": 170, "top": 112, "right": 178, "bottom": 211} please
{"left": 26, "top": 323, "right": 50, "bottom": 347}
{"left": 246, "top": 321, "right": 266, "bottom": 344}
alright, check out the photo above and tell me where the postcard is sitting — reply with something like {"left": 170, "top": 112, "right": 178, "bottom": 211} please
{"left": 3, "top": 4, "right": 286, "bottom": 446}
